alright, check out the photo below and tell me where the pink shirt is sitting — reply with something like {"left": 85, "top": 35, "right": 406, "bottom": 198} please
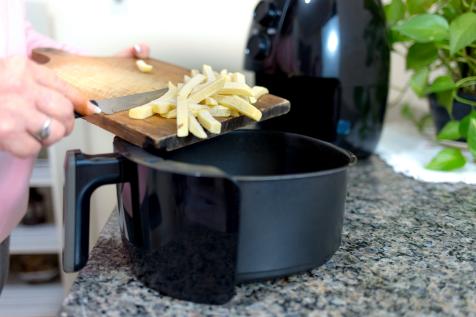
{"left": 0, "top": 0, "right": 77, "bottom": 243}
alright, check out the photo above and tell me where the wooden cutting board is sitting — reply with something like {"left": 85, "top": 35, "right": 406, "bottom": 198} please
{"left": 32, "top": 48, "right": 290, "bottom": 151}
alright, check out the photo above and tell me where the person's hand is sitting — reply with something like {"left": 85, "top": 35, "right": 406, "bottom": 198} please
{"left": 0, "top": 56, "right": 100, "bottom": 158}
{"left": 115, "top": 43, "right": 150, "bottom": 59}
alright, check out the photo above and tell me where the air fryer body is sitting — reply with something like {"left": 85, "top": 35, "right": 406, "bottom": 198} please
{"left": 245, "top": 0, "right": 390, "bottom": 158}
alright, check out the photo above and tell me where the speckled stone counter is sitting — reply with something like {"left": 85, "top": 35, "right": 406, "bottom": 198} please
{"left": 60, "top": 157, "right": 475, "bottom": 317}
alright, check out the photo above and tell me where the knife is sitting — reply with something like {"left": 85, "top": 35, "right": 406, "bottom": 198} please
{"left": 75, "top": 87, "right": 168, "bottom": 117}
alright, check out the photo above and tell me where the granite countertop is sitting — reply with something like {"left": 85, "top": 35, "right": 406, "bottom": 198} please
{"left": 60, "top": 157, "right": 475, "bottom": 317}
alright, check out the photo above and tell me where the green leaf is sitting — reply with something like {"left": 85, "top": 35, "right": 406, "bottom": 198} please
{"left": 406, "top": 43, "right": 438, "bottom": 70}
{"left": 407, "top": 0, "right": 435, "bottom": 15}
{"left": 400, "top": 102, "right": 414, "bottom": 120}
{"left": 441, "top": 0, "right": 462, "bottom": 22}
{"left": 436, "top": 90, "right": 454, "bottom": 111}
{"left": 425, "top": 147, "right": 466, "bottom": 171}
{"left": 437, "top": 120, "right": 461, "bottom": 140}
{"left": 459, "top": 111, "right": 476, "bottom": 138}
{"left": 385, "top": 0, "right": 406, "bottom": 25}
{"left": 410, "top": 68, "right": 429, "bottom": 96}
{"left": 449, "top": 12, "right": 476, "bottom": 55}
{"left": 468, "top": 118, "right": 476, "bottom": 159}
{"left": 426, "top": 75, "right": 457, "bottom": 94}
{"left": 394, "top": 14, "right": 449, "bottom": 42}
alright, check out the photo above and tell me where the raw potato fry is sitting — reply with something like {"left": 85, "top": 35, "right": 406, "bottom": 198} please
{"left": 202, "top": 64, "right": 216, "bottom": 82}
{"left": 162, "top": 109, "right": 177, "bottom": 119}
{"left": 219, "top": 82, "right": 254, "bottom": 97}
{"left": 189, "top": 77, "right": 226, "bottom": 103}
{"left": 130, "top": 83, "right": 178, "bottom": 119}
{"left": 129, "top": 104, "right": 155, "bottom": 119}
{"left": 217, "top": 95, "right": 262, "bottom": 121}
{"left": 209, "top": 105, "right": 232, "bottom": 117}
{"left": 152, "top": 99, "right": 176, "bottom": 114}
{"left": 176, "top": 96, "right": 189, "bottom": 137}
{"left": 231, "top": 72, "right": 246, "bottom": 84}
{"left": 179, "top": 74, "right": 206, "bottom": 98}
{"left": 189, "top": 113, "right": 207, "bottom": 139}
{"left": 203, "top": 97, "right": 218, "bottom": 106}
{"left": 252, "top": 86, "right": 269, "bottom": 99}
{"left": 128, "top": 64, "right": 266, "bottom": 139}
{"left": 136, "top": 59, "right": 154, "bottom": 73}
{"left": 197, "top": 110, "right": 221, "bottom": 134}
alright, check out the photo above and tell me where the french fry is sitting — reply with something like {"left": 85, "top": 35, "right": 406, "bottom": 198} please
{"left": 189, "top": 77, "right": 226, "bottom": 104}
{"left": 219, "top": 82, "right": 254, "bottom": 97}
{"left": 189, "top": 113, "right": 207, "bottom": 139}
{"left": 162, "top": 109, "right": 177, "bottom": 119}
{"left": 231, "top": 72, "right": 246, "bottom": 84}
{"left": 176, "top": 96, "right": 189, "bottom": 137}
{"left": 179, "top": 74, "right": 206, "bottom": 98}
{"left": 209, "top": 105, "right": 232, "bottom": 117}
{"left": 189, "top": 103, "right": 207, "bottom": 115}
{"left": 252, "top": 86, "right": 269, "bottom": 99}
{"left": 129, "top": 65, "right": 265, "bottom": 139}
{"left": 129, "top": 83, "right": 178, "bottom": 119}
{"left": 203, "top": 97, "right": 218, "bottom": 106}
{"left": 197, "top": 109, "right": 221, "bottom": 134}
{"left": 217, "top": 95, "right": 262, "bottom": 121}
{"left": 203, "top": 64, "right": 216, "bottom": 83}
{"left": 128, "top": 104, "right": 155, "bottom": 119}
{"left": 152, "top": 99, "right": 176, "bottom": 115}
{"left": 136, "top": 59, "right": 154, "bottom": 73}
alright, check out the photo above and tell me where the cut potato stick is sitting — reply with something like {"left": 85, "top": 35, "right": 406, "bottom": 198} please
{"left": 136, "top": 59, "right": 154, "bottom": 73}
{"left": 249, "top": 96, "right": 257, "bottom": 104}
{"left": 162, "top": 109, "right": 176, "bottom": 119}
{"left": 130, "top": 84, "right": 178, "bottom": 119}
{"left": 191, "top": 69, "right": 199, "bottom": 77}
{"left": 202, "top": 64, "right": 216, "bottom": 83}
{"left": 129, "top": 104, "right": 155, "bottom": 119}
{"left": 189, "top": 103, "right": 207, "bottom": 115}
{"left": 217, "top": 95, "right": 262, "bottom": 121}
{"left": 231, "top": 72, "right": 246, "bottom": 84}
{"left": 219, "top": 82, "right": 254, "bottom": 97}
{"left": 152, "top": 99, "right": 176, "bottom": 114}
{"left": 179, "top": 74, "right": 206, "bottom": 98}
{"left": 176, "top": 96, "right": 189, "bottom": 137}
{"left": 203, "top": 97, "right": 218, "bottom": 106}
{"left": 189, "top": 113, "right": 207, "bottom": 139}
{"left": 189, "top": 77, "right": 226, "bottom": 104}
{"left": 209, "top": 105, "right": 232, "bottom": 117}
{"left": 197, "top": 109, "right": 221, "bottom": 134}
{"left": 252, "top": 86, "right": 269, "bottom": 99}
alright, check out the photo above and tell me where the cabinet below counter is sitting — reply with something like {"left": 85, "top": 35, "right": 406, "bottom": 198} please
{"left": 60, "top": 157, "right": 475, "bottom": 317}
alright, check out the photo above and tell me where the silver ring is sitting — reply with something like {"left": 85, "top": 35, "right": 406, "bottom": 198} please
{"left": 35, "top": 118, "right": 52, "bottom": 142}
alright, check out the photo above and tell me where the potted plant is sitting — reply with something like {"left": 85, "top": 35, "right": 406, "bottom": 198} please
{"left": 384, "top": 0, "right": 476, "bottom": 171}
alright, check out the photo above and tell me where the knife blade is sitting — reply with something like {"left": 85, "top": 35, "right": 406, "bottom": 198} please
{"left": 93, "top": 87, "right": 169, "bottom": 114}
{"left": 75, "top": 87, "right": 168, "bottom": 117}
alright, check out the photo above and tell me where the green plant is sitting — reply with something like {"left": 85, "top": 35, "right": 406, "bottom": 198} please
{"left": 385, "top": 0, "right": 476, "bottom": 171}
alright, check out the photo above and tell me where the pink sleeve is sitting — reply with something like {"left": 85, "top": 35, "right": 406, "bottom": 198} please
{"left": 0, "top": 153, "right": 34, "bottom": 243}
{"left": 24, "top": 22, "right": 85, "bottom": 56}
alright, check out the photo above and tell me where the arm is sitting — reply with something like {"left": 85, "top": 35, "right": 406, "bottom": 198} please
{"left": 24, "top": 22, "right": 84, "bottom": 56}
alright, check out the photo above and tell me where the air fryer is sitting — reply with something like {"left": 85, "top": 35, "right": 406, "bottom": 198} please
{"left": 245, "top": 0, "right": 390, "bottom": 158}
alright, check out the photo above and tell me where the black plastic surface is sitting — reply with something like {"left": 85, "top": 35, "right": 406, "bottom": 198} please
{"left": 245, "top": 0, "right": 390, "bottom": 157}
